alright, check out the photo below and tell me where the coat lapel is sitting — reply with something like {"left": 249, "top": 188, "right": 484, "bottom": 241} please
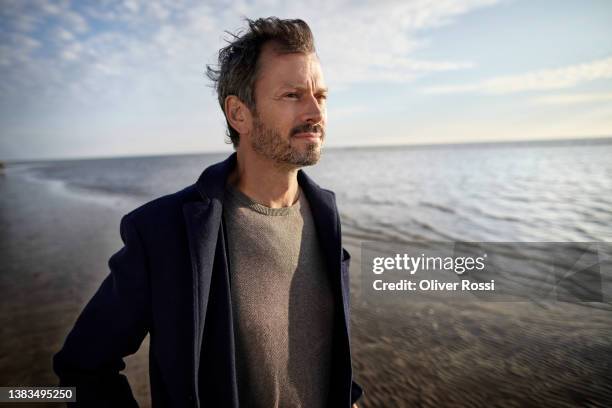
{"left": 297, "top": 171, "right": 348, "bottom": 325}
{"left": 182, "top": 199, "right": 221, "bottom": 403}
{"left": 182, "top": 153, "right": 237, "bottom": 406}
{"left": 298, "top": 170, "right": 353, "bottom": 406}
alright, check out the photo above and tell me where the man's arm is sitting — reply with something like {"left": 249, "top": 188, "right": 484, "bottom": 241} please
{"left": 53, "top": 214, "right": 151, "bottom": 406}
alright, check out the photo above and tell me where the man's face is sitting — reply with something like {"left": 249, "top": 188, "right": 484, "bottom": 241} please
{"left": 249, "top": 43, "right": 327, "bottom": 168}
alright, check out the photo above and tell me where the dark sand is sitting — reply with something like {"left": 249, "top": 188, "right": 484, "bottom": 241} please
{"left": 1, "top": 168, "right": 611, "bottom": 407}
{"left": 0, "top": 168, "right": 150, "bottom": 407}
{"left": 345, "top": 236, "right": 612, "bottom": 407}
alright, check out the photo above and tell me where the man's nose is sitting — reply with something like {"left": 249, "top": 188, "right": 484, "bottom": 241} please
{"left": 301, "top": 94, "right": 324, "bottom": 124}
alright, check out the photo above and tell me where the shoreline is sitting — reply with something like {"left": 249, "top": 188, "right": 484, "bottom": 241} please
{"left": 8, "top": 163, "right": 145, "bottom": 213}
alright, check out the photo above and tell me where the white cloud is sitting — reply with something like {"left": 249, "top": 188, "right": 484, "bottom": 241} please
{"left": 304, "top": 0, "right": 493, "bottom": 84}
{"left": 532, "top": 92, "right": 612, "bottom": 105}
{"left": 13, "top": 33, "right": 41, "bottom": 50}
{"left": 63, "top": 10, "right": 89, "bottom": 33}
{"left": 123, "top": 0, "right": 141, "bottom": 14}
{"left": 424, "top": 56, "right": 612, "bottom": 94}
{"left": 54, "top": 27, "right": 75, "bottom": 42}
{"left": 40, "top": 1, "right": 63, "bottom": 16}
{"left": 60, "top": 42, "right": 83, "bottom": 61}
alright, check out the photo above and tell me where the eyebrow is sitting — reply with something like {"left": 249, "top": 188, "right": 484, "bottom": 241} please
{"left": 280, "top": 82, "right": 328, "bottom": 93}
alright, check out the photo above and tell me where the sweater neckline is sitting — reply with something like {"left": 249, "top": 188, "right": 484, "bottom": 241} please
{"left": 224, "top": 183, "right": 302, "bottom": 216}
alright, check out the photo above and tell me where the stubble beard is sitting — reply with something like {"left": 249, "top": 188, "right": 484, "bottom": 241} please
{"left": 250, "top": 115, "right": 323, "bottom": 168}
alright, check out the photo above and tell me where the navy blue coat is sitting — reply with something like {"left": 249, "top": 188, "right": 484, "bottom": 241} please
{"left": 54, "top": 153, "right": 362, "bottom": 407}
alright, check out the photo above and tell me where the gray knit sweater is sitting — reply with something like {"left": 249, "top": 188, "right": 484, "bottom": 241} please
{"left": 223, "top": 183, "right": 334, "bottom": 408}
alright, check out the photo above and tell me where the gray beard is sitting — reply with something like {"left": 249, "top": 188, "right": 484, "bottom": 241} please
{"left": 251, "top": 118, "right": 322, "bottom": 167}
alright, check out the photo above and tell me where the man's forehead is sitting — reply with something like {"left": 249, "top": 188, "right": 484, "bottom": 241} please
{"left": 257, "top": 45, "right": 325, "bottom": 88}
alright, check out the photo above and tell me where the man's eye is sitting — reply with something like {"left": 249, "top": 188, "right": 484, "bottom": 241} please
{"left": 285, "top": 93, "right": 299, "bottom": 99}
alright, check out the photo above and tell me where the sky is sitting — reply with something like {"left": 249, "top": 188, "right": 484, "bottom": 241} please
{"left": 1, "top": 0, "right": 611, "bottom": 161}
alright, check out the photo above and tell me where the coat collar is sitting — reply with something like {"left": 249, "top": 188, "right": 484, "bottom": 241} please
{"left": 194, "top": 151, "right": 338, "bottom": 214}
{"left": 194, "top": 152, "right": 237, "bottom": 203}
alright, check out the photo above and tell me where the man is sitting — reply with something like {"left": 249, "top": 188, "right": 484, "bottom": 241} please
{"left": 54, "top": 17, "right": 362, "bottom": 407}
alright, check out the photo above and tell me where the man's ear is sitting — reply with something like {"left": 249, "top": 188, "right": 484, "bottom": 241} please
{"left": 224, "top": 95, "right": 252, "bottom": 136}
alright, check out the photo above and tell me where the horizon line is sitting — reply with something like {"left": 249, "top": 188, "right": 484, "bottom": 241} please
{"left": 4, "top": 134, "right": 612, "bottom": 164}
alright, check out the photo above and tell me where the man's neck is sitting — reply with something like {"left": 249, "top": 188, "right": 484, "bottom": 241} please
{"left": 229, "top": 149, "right": 300, "bottom": 208}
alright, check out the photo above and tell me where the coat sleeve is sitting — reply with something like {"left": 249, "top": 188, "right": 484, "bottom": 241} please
{"left": 351, "top": 380, "right": 363, "bottom": 404}
{"left": 53, "top": 214, "right": 151, "bottom": 406}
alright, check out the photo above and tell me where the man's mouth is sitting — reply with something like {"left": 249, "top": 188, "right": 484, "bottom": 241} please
{"left": 293, "top": 132, "right": 321, "bottom": 140}
{"left": 291, "top": 124, "right": 324, "bottom": 141}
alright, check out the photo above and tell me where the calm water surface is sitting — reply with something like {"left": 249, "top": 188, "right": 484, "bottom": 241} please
{"left": 21, "top": 139, "right": 612, "bottom": 243}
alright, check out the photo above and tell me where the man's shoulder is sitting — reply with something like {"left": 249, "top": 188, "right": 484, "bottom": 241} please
{"left": 122, "top": 184, "right": 201, "bottom": 229}
{"left": 317, "top": 187, "right": 337, "bottom": 209}
{"left": 319, "top": 187, "right": 336, "bottom": 198}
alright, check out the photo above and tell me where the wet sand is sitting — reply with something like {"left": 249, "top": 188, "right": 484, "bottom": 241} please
{"left": 344, "top": 237, "right": 612, "bottom": 407}
{"left": 0, "top": 168, "right": 150, "bottom": 407}
{"left": 1, "top": 168, "right": 611, "bottom": 407}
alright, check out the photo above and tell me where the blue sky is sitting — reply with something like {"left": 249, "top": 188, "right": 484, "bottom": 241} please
{"left": 1, "top": 0, "right": 611, "bottom": 160}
